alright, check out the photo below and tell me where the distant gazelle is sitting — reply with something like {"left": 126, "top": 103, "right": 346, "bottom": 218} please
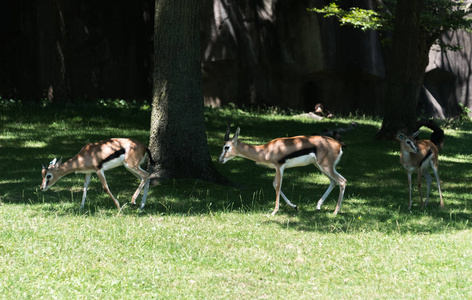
{"left": 218, "top": 125, "right": 347, "bottom": 215}
{"left": 396, "top": 120, "right": 445, "bottom": 210}
{"left": 41, "top": 138, "right": 153, "bottom": 210}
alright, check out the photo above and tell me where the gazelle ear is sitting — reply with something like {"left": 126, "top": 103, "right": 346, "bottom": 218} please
{"left": 396, "top": 132, "right": 405, "bottom": 140}
{"left": 49, "top": 157, "right": 62, "bottom": 169}
{"left": 233, "top": 127, "right": 240, "bottom": 142}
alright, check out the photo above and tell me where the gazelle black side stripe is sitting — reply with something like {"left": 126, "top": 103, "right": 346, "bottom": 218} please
{"left": 419, "top": 149, "right": 433, "bottom": 167}
{"left": 278, "top": 147, "right": 317, "bottom": 164}
{"left": 98, "top": 148, "right": 126, "bottom": 169}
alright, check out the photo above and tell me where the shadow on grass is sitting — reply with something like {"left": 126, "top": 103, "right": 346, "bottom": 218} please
{"left": 1, "top": 102, "right": 471, "bottom": 234}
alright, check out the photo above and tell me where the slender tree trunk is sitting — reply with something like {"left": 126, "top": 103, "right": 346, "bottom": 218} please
{"left": 376, "top": 0, "right": 429, "bottom": 139}
{"left": 149, "top": 0, "right": 226, "bottom": 183}
{"left": 37, "top": 0, "right": 70, "bottom": 101}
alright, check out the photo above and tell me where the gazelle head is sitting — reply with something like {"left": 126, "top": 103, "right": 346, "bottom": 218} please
{"left": 218, "top": 125, "right": 240, "bottom": 164}
{"left": 40, "top": 157, "right": 62, "bottom": 191}
{"left": 396, "top": 131, "right": 420, "bottom": 154}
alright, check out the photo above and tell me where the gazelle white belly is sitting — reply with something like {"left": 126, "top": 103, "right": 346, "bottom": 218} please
{"left": 284, "top": 153, "right": 317, "bottom": 168}
{"left": 257, "top": 153, "right": 318, "bottom": 169}
{"left": 101, "top": 155, "right": 125, "bottom": 170}
{"left": 76, "top": 170, "right": 95, "bottom": 174}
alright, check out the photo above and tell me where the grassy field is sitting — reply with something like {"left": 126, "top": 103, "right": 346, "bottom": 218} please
{"left": 1, "top": 100, "right": 471, "bottom": 298}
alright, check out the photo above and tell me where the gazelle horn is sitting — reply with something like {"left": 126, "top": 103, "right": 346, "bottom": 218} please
{"left": 224, "top": 122, "right": 231, "bottom": 141}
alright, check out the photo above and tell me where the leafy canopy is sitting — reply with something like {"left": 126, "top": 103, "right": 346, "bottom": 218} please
{"left": 308, "top": 0, "right": 472, "bottom": 49}
{"left": 307, "top": 2, "right": 390, "bottom": 31}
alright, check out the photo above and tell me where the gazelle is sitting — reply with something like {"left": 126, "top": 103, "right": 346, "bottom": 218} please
{"left": 218, "top": 125, "right": 347, "bottom": 215}
{"left": 396, "top": 121, "right": 444, "bottom": 210}
{"left": 41, "top": 138, "right": 153, "bottom": 210}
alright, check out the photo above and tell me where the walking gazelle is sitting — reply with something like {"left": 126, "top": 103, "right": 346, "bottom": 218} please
{"left": 40, "top": 138, "right": 153, "bottom": 210}
{"left": 396, "top": 120, "right": 445, "bottom": 210}
{"left": 218, "top": 125, "right": 347, "bottom": 215}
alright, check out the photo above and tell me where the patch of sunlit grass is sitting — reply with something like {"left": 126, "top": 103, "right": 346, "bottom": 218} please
{"left": 1, "top": 102, "right": 472, "bottom": 298}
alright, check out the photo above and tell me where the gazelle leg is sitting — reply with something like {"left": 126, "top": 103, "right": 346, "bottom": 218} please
{"left": 125, "top": 164, "right": 151, "bottom": 209}
{"left": 316, "top": 178, "right": 336, "bottom": 210}
{"left": 417, "top": 169, "right": 424, "bottom": 208}
{"left": 431, "top": 162, "right": 444, "bottom": 208}
{"left": 131, "top": 177, "right": 150, "bottom": 209}
{"left": 140, "top": 179, "right": 150, "bottom": 210}
{"left": 407, "top": 172, "right": 413, "bottom": 210}
{"left": 131, "top": 178, "right": 145, "bottom": 205}
{"left": 315, "top": 161, "right": 346, "bottom": 215}
{"left": 272, "top": 167, "right": 284, "bottom": 216}
{"left": 423, "top": 170, "right": 432, "bottom": 207}
{"left": 272, "top": 175, "right": 297, "bottom": 211}
{"left": 80, "top": 174, "right": 92, "bottom": 210}
{"left": 96, "top": 169, "right": 121, "bottom": 210}
{"left": 332, "top": 172, "right": 346, "bottom": 215}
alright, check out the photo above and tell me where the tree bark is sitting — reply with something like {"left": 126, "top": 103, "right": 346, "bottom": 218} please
{"left": 37, "top": 0, "right": 71, "bottom": 101}
{"left": 149, "top": 0, "right": 226, "bottom": 184}
{"left": 376, "top": 0, "right": 429, "bottom": 139}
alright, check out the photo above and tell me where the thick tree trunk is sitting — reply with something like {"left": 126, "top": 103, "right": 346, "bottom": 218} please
{"left": 376, "top": 0, "right": 429, "bottom": 139}
{"left": 149, "top": 0, "right": 226, "bottom": 184}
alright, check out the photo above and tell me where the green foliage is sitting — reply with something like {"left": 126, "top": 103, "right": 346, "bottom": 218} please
{"left": 308, "top": 3, "right": 388, "bottom": 31}
{"left": 457, "top": 103, "right": 472, "bottom": 124}
{"left": 309, "top": 0, "right": 472, "bottom": 49}
{"left": 421, "top": 0, "right": 472, "bottom": 44}
{"left": 1, "top": 101, "right": 472, "bottom": 298}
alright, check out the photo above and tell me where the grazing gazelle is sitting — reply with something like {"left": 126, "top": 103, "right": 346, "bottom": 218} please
{"left": 41, "top": 138, "right": 154, "bottom": 210}
{"left": 218, "top": 125, "right": 347, "bottom": 215}
{"left": 396, "top": 120, "right": 445, "bottom": 210}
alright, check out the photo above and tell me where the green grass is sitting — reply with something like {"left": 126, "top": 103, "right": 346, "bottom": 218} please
{"left": 1, "top": 100, "right": 472, "bottom": 298}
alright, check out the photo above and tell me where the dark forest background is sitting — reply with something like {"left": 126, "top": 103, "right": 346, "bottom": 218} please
{"left": 1, "top": 0, "right": 471, "bottom": 118}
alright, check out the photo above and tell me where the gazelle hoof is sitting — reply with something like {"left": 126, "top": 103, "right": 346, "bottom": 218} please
{"left": 294, "top": 205, "right": 298, "bottom": 211}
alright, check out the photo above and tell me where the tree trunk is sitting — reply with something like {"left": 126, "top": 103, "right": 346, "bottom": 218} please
{"left": 376, "top": 0, "right": 429, "bottom": 139}
{"left": 37, "top": 0, "right": 70, "bottom": 101}
{"left": 148, "top": 0, "right": 226, "bottom": 184}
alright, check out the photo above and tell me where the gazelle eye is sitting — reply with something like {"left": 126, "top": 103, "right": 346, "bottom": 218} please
{"left": 46, "top": 174, "right": 52, "bottom": 179}
{"left": 224, "top": 146, "right": 230, "bottom": 151}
